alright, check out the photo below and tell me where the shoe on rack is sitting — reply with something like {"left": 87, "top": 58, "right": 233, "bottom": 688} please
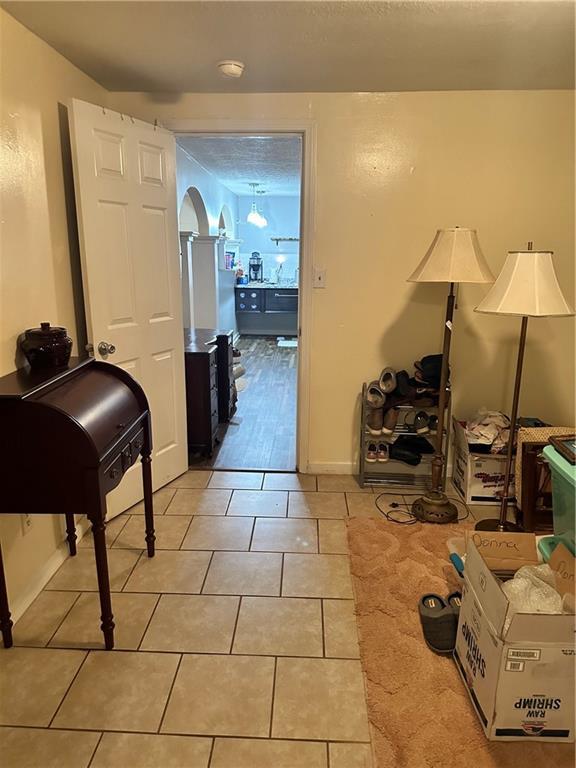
{"left": 365, "top": 382, "right": 385, "bottom": 435}
{"left": 389, "top": 443, "right": 421, "bottom": 466}
{"left": 377, "top": 443, "right": 390, "bottom": 463}
{"left": 395, "top": 435, "right": 434, "bottom": 455}
{"left": 366, "top": 443, "right": 378, "bottom": 463}
{"left": 378, "top": 367, "right": 397, "bottom": 394}
{"left": 381, "top": 408, "right": 398, "bottom": 435}
{"left": 405, "top": 410, "right": 430, "bottom": 434}
{"left": 428, "top": 415, "right": 438, "bottom": 435}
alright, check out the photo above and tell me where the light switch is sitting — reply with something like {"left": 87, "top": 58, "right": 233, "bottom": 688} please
{"left": 313, "top": 266, "right": 327, "bottom": 288}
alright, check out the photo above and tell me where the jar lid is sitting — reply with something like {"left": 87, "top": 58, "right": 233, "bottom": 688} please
{"left": 24, "top": 322, "right": 68, "bottom": 339}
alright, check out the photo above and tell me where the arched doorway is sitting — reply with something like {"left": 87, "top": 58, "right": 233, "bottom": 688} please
{"left": 178, "top": 187, "right": 210, "bottom": 327}
{"left": 218, "top": 204, "right": 234, "bottom": 238}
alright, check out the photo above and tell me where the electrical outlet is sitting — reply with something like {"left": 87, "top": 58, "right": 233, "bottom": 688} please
{"left": 21, "top": 514, "right": 33, "bottom": 536}
{"left": 313, "top": 266, "right": 327, "bottom": 288}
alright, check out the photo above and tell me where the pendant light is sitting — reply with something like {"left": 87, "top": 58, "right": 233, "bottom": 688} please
{"left": 246, "top": 183, "right": 267, "bottom": 228}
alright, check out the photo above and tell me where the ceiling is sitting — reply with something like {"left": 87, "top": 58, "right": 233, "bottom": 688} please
{"left": 177, "top": 135, "right": 302, "bottom": 196}
{"left": 3, "top": 1, "right": 574, "bottom": 93}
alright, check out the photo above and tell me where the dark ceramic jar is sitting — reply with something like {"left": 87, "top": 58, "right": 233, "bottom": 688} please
{"left": 19, "top": 323, "right": 73, "bottom": 370}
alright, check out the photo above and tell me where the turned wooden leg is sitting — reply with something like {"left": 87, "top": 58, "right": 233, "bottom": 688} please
{"left": 141, "top": 452, "right": 155, "bottom": 558}
{"left": 0, "top": 542, "right": 13, "bottom": 648}
{"left": 65, "top": 511, "right": 77, "bottom": 556}
{"left": 91, "top": 516, "right": 115, "bottom": 650}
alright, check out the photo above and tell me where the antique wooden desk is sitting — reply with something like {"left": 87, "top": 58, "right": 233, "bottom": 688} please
{"left": 0, "top": 357, "right": 155, "bottom": 650}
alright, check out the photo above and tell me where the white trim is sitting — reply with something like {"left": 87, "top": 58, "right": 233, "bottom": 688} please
{"left": 165, "top": 118, "right": 316, "bottom": 473}
{"left": 9, "top": 518, "right": 92, "bottom": 624}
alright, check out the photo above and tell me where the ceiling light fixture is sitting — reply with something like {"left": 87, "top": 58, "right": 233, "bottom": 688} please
{"left": 217, "top": 60, "right": 245, "bottom": 78}
{"left": 246, "top": 183, "right": 267, "bottom": 228}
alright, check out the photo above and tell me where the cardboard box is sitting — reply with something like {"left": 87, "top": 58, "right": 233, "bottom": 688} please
{"left": 452, "top": 418, "right": 513, "bottom": 505}
{"left": 454, "top": 533, "right": 575, "bottom": 742}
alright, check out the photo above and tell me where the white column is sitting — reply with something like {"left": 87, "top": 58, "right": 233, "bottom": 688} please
{"left": 191, "top": 235, "right": 220, "bottom": 328}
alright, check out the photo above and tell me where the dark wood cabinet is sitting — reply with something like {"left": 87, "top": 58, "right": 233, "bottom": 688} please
{"left": 0, "top": 358, "right": 155, "bottom": 651}
{"left": 187, "top": 328, "right": 236, "bottom": 423}
{"left": 183, "top": 339, "right": 219, "bottom": 456}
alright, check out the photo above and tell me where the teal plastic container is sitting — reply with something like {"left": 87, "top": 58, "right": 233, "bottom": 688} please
{"left": 539, "top": 444, "right": 576, "bottom": 560}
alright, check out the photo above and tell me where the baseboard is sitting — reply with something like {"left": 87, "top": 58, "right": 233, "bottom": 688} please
{"left": 10, "top": 517, "right": 91, "bottom": 625}
{"left": 306, "top": 460, "right": 454, "bottom": 478}
{"left": 307, "top": 461, "right": 356, "bottom": 475}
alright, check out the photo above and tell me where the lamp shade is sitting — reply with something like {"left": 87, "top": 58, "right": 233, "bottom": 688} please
{"left": 475, "top": 250, "right": 574, "bottom": 317}
{"left": 408, "top": 228, "right": 494, "bottom": 284}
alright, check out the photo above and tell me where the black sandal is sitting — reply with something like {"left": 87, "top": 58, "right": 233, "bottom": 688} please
{"left": 418, "top": 593, "right": 458, "bottom": 655}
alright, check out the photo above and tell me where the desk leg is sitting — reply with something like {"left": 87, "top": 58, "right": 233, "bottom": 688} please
{"left": 0, "top": 543, "right": 13, "bottom": 648}
{"left": 65, "top": 512, "right": 77, "bottom": 556}
{"left": 90, "top": 517, "right": 115, "bottom": 650}
{"left": 142, "top": 452, "right": 155, "bottom": 558}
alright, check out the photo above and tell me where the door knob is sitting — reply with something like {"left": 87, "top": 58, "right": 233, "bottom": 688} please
{"left": 98, "top": 341, "right": 116, "bottom": 356}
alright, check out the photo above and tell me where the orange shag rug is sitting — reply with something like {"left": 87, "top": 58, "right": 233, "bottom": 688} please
{"left": 346, "top": 518, "right": 574, "bottom": 768}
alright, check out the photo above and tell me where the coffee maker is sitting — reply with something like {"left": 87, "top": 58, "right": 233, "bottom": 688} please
{"left": 249, "top": 252, "right": 263, "bottom": 283}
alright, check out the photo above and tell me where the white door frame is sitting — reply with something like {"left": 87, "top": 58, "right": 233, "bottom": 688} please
{"left": 165, "top": 118, "right": 316, "bottom": 473}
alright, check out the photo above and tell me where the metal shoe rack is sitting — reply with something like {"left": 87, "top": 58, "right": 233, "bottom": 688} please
{"left": 358, "top": 382, "right": 451, "bottom": 489}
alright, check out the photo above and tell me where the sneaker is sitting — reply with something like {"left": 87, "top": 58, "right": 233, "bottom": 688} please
{"left": 381, "top": 408, "right": 398, "bottom": 435}
{"left": 377, "top": 443, "right": 389, "bottom": 463}
{"left": 406, "top": 410, "right": 430, "bottom": 434}
{"left": 366, "top": 443, "right": 378, "bottom": 463}
{"left": 428, "top": 415, "right": 438, "bottom": 435}
{"left": 389, "top": 443, "right": 421, "bottom": 466}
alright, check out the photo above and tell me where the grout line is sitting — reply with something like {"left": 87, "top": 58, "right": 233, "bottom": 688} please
{"left": 224, "top": 490, "right": 234, "bottom": 516}
{"left": 178, "top": 515, "right": 196, "bottom": 551}
{"left": 320, "top": 599, "right": 326, "bottom": 658}
{"left": 163, "top": 489, "right": 178, "bottom": 514}
{"left": 199, "top": 551, "right": 215, "bottom": 595}
{"left": 247, "top": 517, "right": 257, "bottom": 551}
{"left": 4, "top": 723, "right": 371, "bottom": 744}
{"left": 137, "top": 593, "right": 162, "bottom": 651}
{"left": 268, "top": 656, "right": 278, "bottom": 738}
{"left": 157, "top": 653, "right": 184, "bottom": 734}
{"left": 120, "top": 550, "right": 145, "bottom": 592}
{"left": 86, "top": 731, "right": 104, "bottom": 768}
{"left": 206, "top": 736, "right": 216, "bottom": 768}
{"left": 229, "top": 595, "right": 243, "bottom": 654}
{"left": 326, "top": 740, "right": 331, "bottom": 768}
{"left": 279, "top": 553, "right": 285, "bottom": 597}
{"left": 47, "top": 649, "right": 91, "bottom": 728}
{"left": 43, "top": 591, "right": 84, "bottom": 648}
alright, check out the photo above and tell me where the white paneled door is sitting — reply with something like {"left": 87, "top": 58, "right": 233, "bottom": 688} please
{"left": 69, "top": 99, "right": 187, "bottom": 517}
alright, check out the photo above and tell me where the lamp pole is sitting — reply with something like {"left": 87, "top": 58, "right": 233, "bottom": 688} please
{"left": 476, "top": 314, "right": 526, "bottom": 532}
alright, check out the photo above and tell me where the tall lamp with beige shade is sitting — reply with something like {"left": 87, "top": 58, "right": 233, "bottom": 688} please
{"left": 475, "top": 245, "right": 574, "bottom": 532}
{"left": 407, "top": 228, "right": 494, "bottom": 523}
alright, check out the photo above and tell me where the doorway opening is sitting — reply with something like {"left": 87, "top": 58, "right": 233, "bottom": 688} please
{"left": 176, "top": 134, "right": 304, "bottom": 472}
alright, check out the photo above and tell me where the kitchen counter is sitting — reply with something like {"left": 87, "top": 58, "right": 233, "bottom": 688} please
{"left": 236, "top": 283, "right": 298, "bottom": 290}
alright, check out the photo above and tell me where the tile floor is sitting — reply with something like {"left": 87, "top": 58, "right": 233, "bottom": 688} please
{"left": 1, "top": 471, "right": 494, "bottom": 768}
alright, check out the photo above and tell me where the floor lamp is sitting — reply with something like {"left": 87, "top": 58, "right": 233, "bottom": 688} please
{"left": 408, "top": 228, "right": 495, "bottom": 523}
{"left": 475, "top": 245, "right": 574, "bottom": 532}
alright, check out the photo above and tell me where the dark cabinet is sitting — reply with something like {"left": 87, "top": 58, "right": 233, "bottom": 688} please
{"left": 0, "top": 358, "right": 155, "bottom": 651}
{"left": 236, "top": 288, "right": 262, "bottom": 312}
{"left": 264, "top": 288, "right": 298, "bottom": 313}
{"left": 185, "top": 328, "right": 236, "bottom": 423}
{"left": 183, "top": 340, "right": 218, "bottom": 456}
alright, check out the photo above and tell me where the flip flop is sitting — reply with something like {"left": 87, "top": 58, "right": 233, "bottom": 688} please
{"left": 418, "top": 593, "right": 457, "bottom": 655}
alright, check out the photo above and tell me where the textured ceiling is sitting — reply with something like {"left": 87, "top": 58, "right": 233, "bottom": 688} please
{"left": 3, "top": 1, "right": 574, "bottom": 92}
{"left": 177, "top": 135, "right": 302, "bottom": 196}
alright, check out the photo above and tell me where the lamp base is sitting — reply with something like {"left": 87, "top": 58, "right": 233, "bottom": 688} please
{"left": 412, "top": 491, "right": 458, "bottom": 524}
{"left": 474, "top": 518, "right": 521, "bottom": 532}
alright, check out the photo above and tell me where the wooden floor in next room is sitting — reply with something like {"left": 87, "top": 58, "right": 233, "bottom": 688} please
{"left": 194, "top": 336, "right": 297, "bottom": 472}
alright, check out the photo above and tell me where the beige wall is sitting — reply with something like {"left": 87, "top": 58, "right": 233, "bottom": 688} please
{"left": 1, "top": 10, "right": 574, "bottom": 612}
{"left": 0, "top": 11, "right": 109, "bottom": 610}
{"left": 108, "top": 91, "right": 575, "bottom": 470}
